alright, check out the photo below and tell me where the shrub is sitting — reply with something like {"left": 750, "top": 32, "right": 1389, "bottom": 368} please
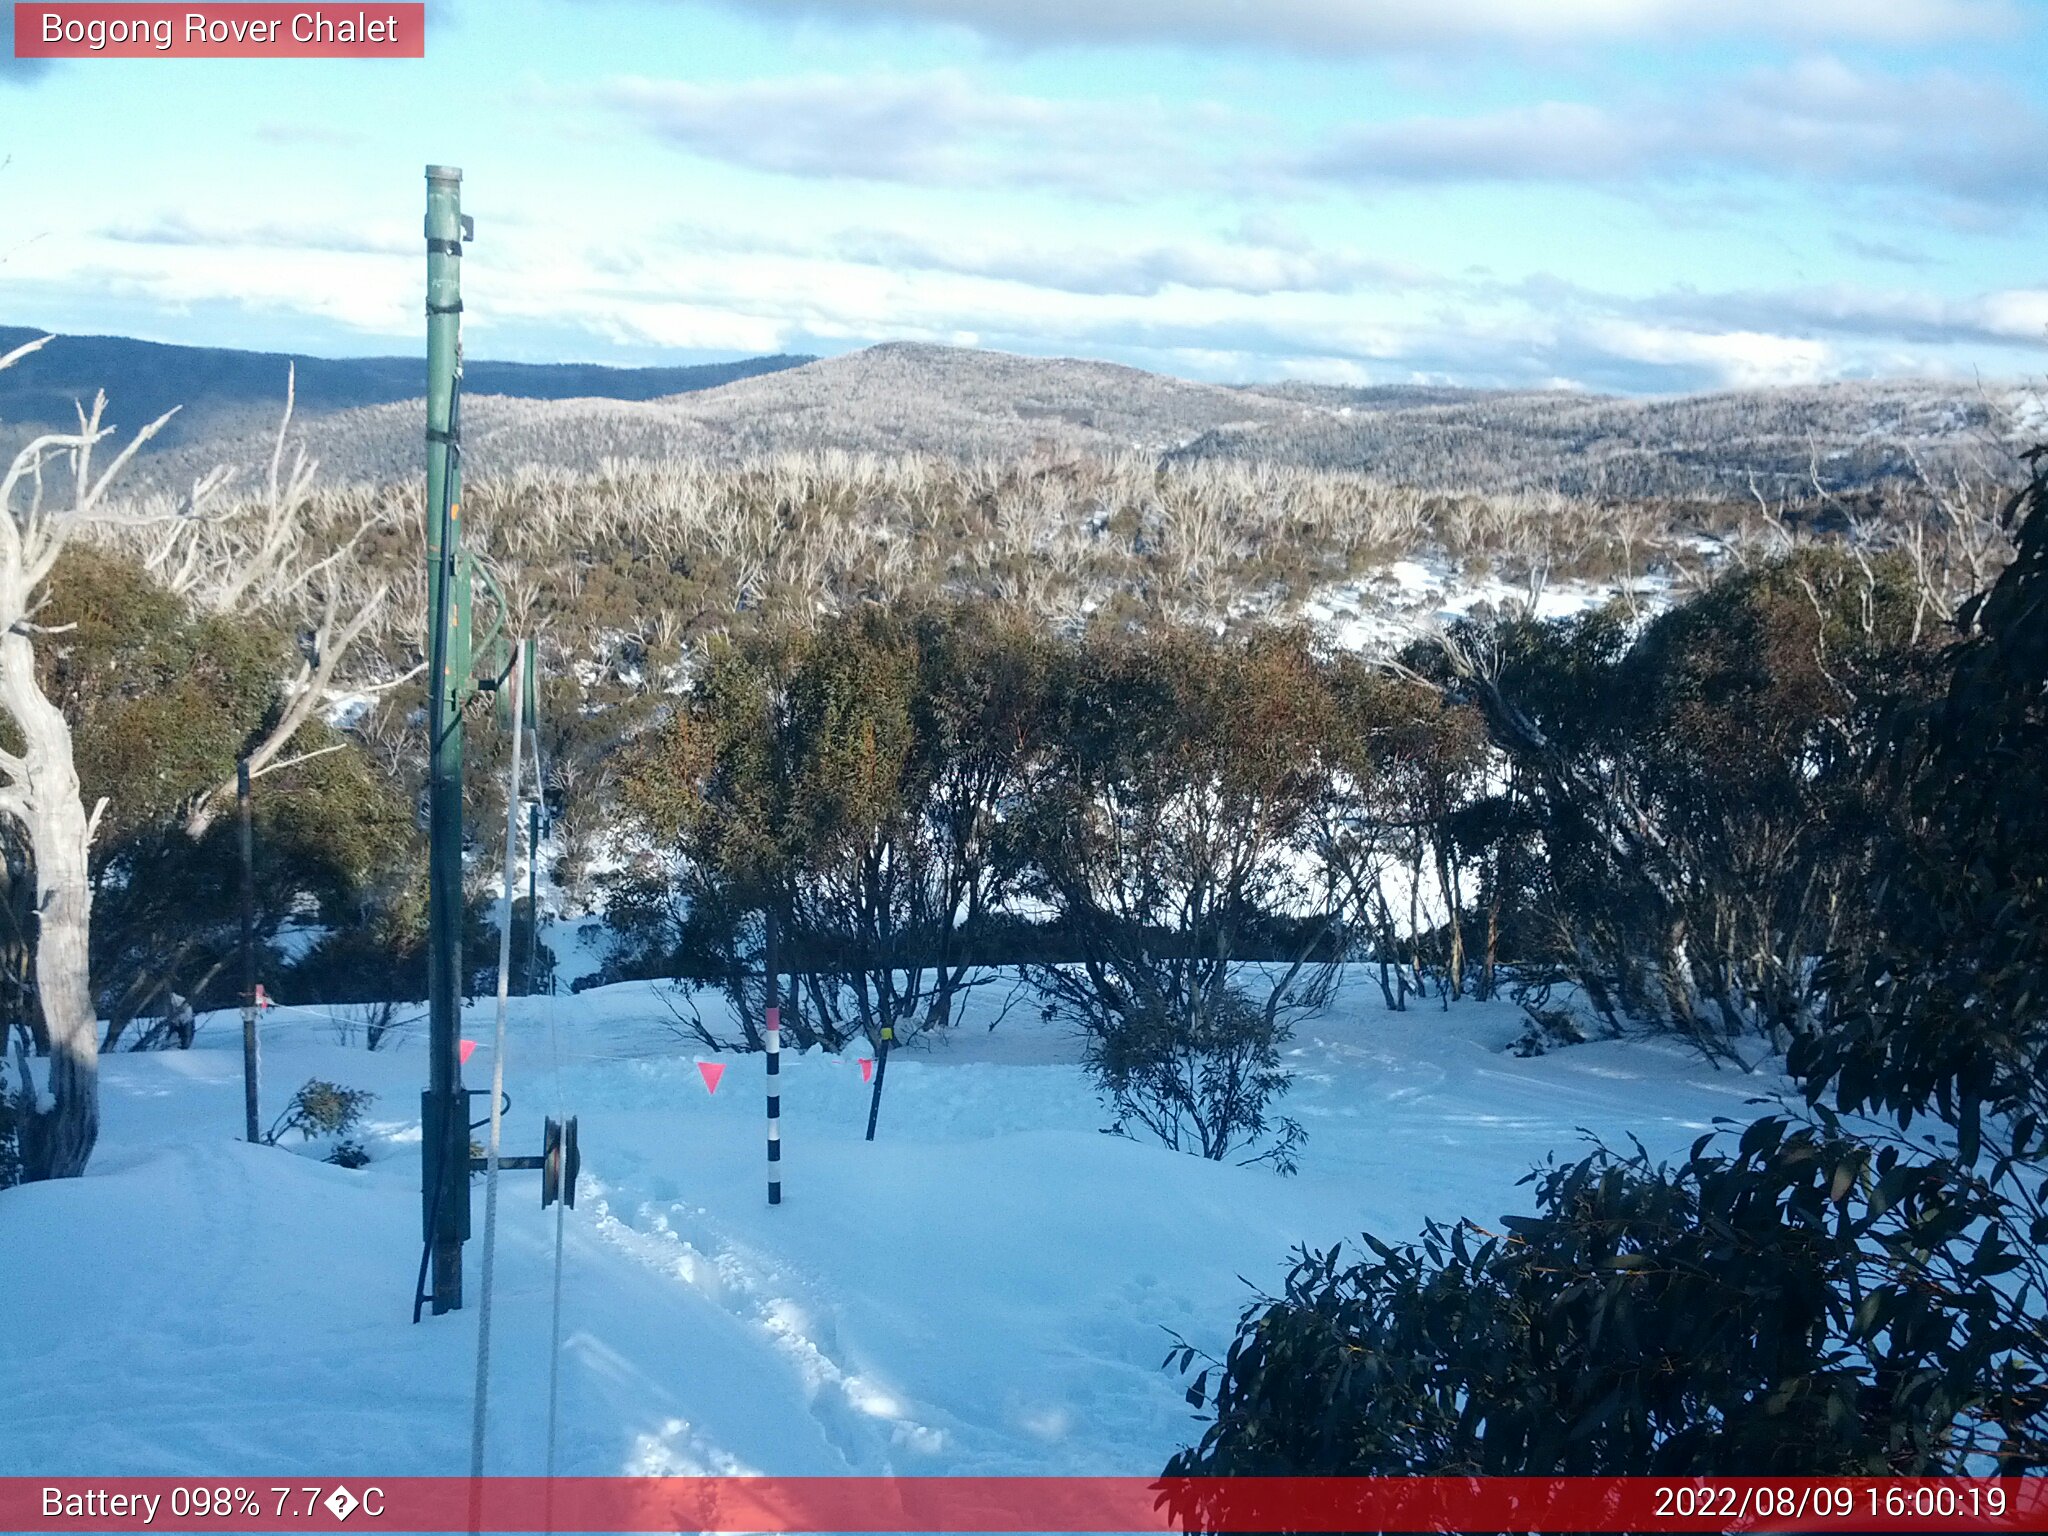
{"left": 1166, "top": 1120, "right": 2039, "bottom": 1490}
{"left": 614, "top": 603, "right": 1048, "bottom": 1053}
{"left": 1166, "top": 470, "right": 2048, "bottom": 1492}
{"left": 1432, "top": 548, "right": 1931, "bottom": 1061}
{"left": 1085, "top": 985, "right": 1304, "bottom": 1172}
{"left": 0, "top": 1050, "right": 18, "bottom": 1189}
{"left": 16, "top": 547, "right": 424, "bottom": 1047}
{"left": 1022, "top": 626, "right": 1336, "bottom": 1167}
{"left": 264, "top": 1079, "right": 375, "bottom": 1146}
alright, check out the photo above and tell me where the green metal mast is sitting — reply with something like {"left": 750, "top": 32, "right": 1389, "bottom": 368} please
{"left": 423, "top": 163, "right": 473, "bottom": 1315}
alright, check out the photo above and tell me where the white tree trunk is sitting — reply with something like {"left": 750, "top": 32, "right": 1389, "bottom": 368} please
{"left": 0, "top": 625, "right": 99, "bottom": 1178}
{"left": 0, "top": 339, "right": 179, "bottom": 1180}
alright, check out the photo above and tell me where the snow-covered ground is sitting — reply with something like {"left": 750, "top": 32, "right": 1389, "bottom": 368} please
{"left": 1300, "top": 557, "right": 1667, "bottom": 653}
{"left": 1, "top": 973, "right": 1782, "bottom": 1480}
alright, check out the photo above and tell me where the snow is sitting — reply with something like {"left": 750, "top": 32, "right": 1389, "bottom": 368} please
{"left": 0, "top": 972, "right": 1780, "bottom": 1480}
{"left": 1300, "top": 557, "right": 1668, "bottom": 654}
{"left": 541, "top": 915, "right": 614, "bottom": 990}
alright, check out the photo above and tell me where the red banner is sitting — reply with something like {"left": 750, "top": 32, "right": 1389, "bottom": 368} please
{"left": 5, "top": 1477, "right": 2048, "bottom": 1532}
{"left": 13, "top": 4, "right": 425, "bottom": 58}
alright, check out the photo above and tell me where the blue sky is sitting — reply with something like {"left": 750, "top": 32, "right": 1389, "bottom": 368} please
{"left": 4, "top": 0, "right": 2046, "bottom": 391}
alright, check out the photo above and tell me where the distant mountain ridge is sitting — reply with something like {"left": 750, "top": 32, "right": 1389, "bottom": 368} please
{"left": 5, "top": 328, "right": 2020, "bottom": 502}
{"left": 0, "top": 324, "right": 813, "bottom": 448}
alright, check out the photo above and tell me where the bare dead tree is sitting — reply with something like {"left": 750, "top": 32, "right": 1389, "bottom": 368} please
{"left": 0, "top": 336, "right": 180, "bottom": 1178}
{"left": 171, "top": 370, "right": 405, "bottom": 838}
{"left": 181, "top": 580, "right": 393, "bottom": 838}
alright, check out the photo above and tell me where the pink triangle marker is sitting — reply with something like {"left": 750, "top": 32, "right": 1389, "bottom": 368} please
{"left": 698, "top": 1061, "right": 726, "bottom": 1095}
{"left": 459, "top": 1038, "right": 477, "bottom": 1065}
{"left": 859, "top": 1057, "right": 874, "bottom": 1083}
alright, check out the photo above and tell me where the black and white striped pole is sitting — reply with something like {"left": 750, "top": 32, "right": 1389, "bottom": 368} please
{"left": 765, "top": 908, "right": 782, "bottom": 1206}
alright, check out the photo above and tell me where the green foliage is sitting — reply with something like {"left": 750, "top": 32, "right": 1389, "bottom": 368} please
{"left": 35, "top": 545, "right": 283, "bottom": 843}
{"left": 1022, "top": 626, "right": 1337, "bottom": 1166}
{"left": 279, "top": 887, "right": 503, "bottom": 1010}
{"left": 10, "top": 548, "right": 424, "bottom": 1041}
{"left": 613, "top": 602, "right": 1049, "bottom": 1052}
{"left": 1434, "top": 548, "right": 1934, "bottom": 1056}
{"left": 1788, "top": 461, "right": 2048, "bottom": 1455}
{"left": 1801, "top": 460, "right": 2048, "bottom": 1144}
{"left": 1086, "top": 986, "right": 1304, "bottom": 1172}
{"left": 265, "top": 1079, "right": 375, "bottom": 1145}
{"left": 1316, "top": 658, "right": 1492, "bottom": 1005}
{"left": 1167, "top": 482, "right": 2048, "bottom": 1491}
{"left": 1166, "top": 1120, "right": 2042, "bottom": 1488}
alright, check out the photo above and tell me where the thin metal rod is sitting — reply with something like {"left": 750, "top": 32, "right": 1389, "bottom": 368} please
{"left": 468, "top": 644, "right": 526, "bottom": 1481}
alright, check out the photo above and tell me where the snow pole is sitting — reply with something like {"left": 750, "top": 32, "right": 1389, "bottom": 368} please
{"left": 526, "top": 800, "right": 541, "bottom": 993}
{"left": 422, "top": 162, "right": 474, "bottom": 1316}
{"left": 863, "top": 1021, "right": 893, "bottom": 1141}
{"left": 765, "top": 908, "right": 781, "bottom": 1206}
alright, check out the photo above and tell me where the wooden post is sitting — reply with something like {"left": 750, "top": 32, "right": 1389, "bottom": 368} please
{"left": 765, "top": 909, "right": 781, "bottom": 1205}
{"left": 864, "top": 1022, "right": 892, "bottom": 1142}
{"left": 238, "top": 757, "right": 260, "bottom": 1144}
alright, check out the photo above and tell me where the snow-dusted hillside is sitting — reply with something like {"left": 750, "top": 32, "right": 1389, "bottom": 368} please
{"left": 2, "top": 975, "right": 1779, "bottom": 1479}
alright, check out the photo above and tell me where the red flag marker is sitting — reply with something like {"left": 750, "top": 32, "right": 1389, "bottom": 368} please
{"left": 698, "top": 1061, "right": 726, "bottom": 1095}
{"left": 859, "top": 1058, "right": 874, "bottom": 1083}
{"left": 459, "top": 1038, "right": 477, "bottom": 1065}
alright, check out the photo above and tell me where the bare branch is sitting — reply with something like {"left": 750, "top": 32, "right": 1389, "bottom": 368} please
{"left": 249, "top": 742, "right": 349, "bottom": 781}
{"left": 353, "top": 660, "right": 427, "bottom": 696}
{"left": 77, "top": 406, "right": 181, "bottom": 517}
{"left": 0, "top": 333, "right": 53, "bottom": 375}
{"left": 184, "top": 583, "right": 390, "bottom": 837}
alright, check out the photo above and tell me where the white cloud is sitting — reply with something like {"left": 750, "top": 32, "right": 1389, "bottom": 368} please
{"left": 597, "top": 70, "right": 1236, "bottom": 194}
{"left": 57, "top": 247, "right": 417, "bottom": 336}
{"left": 1584, "top": 320, "right": 1832, "bottom": 387}
{"left": 1974, "top": 289, "right": 2048, "bottom": 342}
{"left": 1563, "top": 279, "right": 2048, "bottom": 349}
{"left": 598, "top": 56, "right": 2048, "bottom": 211}
{"left": 27, "top": 199, "right": 2041, "bottom": 394}
{"left": 679, "top": 0, "right": 2016, "bottom": 53}
{"left": 97, "top": 213, "right": 414, "bottom": 257}
{"left": 664, "top": 220, "right": 1425, "bottom": 297}
{"left": 1307, "top": 58, "right": 2048, "bottom": 206}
